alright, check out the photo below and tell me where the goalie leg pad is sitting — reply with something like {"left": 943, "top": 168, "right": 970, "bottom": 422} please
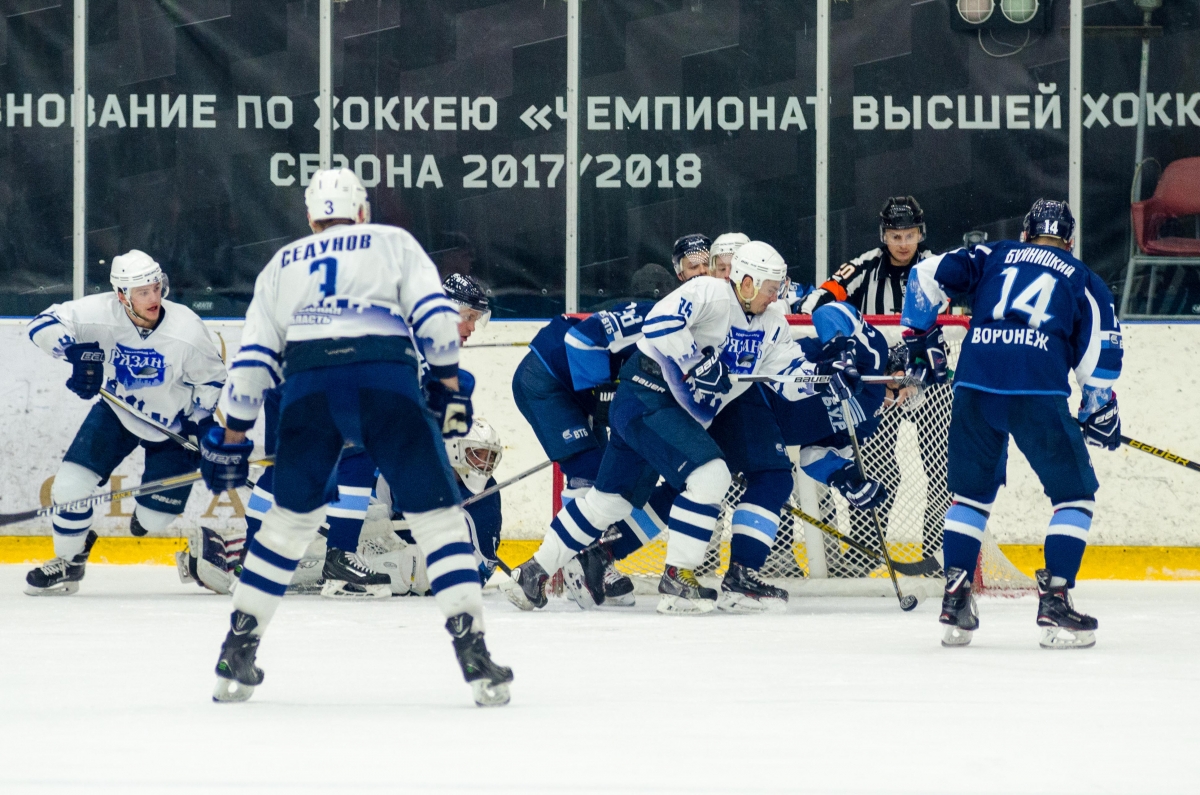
{"left": 406, "top": 505, "right": 484, "bottom": 630}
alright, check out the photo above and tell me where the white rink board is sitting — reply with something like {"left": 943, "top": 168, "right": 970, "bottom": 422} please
{"left": 1, "top": 565, "right": 1198, "bottom": 795}
{"left": 0, "top": 319, "right": 1197, "bottom": 546}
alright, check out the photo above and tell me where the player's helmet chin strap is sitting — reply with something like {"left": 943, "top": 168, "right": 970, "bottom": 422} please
{"left": 116, "top": 286, "right": 162, "bottom": 327}
{"left": 733, "top": 279, "right": 759, "bottom": 313}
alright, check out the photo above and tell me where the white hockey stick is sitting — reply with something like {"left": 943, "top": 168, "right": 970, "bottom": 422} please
{"left": 99, "top": 388, "right": 199, "bottom": 452}
{"left": 462, "top": 459, "right": 553, "bottom": 506}
{"left": 462, "top": 341, "right": 531, "bottom": 349}
{"left": 731, "top": 373, "right": 913, "bottom": 386}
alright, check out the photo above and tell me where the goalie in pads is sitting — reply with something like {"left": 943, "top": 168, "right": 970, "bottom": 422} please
{"left": 902, "top": 199, "right": 1122, "bottom": 649}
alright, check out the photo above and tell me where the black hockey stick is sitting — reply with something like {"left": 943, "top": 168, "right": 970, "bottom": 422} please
{"left": 99, "top": 388, "right": 199, "bottom": 452}
{"left": 1119, "top": 434, "right": 1200, "bottom": 474}
{"left": 0, "top": 457, "right": 275, "bottom": 528}
{"left": 786, "top": 504, "right": 941, "bottom": 577}
{"left": 840, "top": 395, "right": 919, "bottom": 611}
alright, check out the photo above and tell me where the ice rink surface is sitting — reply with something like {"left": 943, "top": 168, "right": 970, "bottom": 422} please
{"left": 2, "top": 565, "right": 1198, "bottom": 795}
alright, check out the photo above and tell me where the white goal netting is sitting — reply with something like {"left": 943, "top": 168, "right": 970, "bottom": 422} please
{"left": 570, "top": 316, "right": 1035, "bottom": 597}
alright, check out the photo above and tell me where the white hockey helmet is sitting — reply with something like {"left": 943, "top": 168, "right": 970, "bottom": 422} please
{"left": 729, "top": 241, "right": 788, "bottom": 305}
{"left": 110, "top": 249, "right": 169, "bottom": 299}
{"left": 709, "top": 232, "right": 749, "bottom": 269}
{"left": 445, "top": 418, "right": 503, "bottom": 495}
{"left": 305, "top": 167, "right": 371, "bottom": 224}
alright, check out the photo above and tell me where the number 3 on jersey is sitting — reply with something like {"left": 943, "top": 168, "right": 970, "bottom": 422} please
{"left": 310, "top": 257, "right": 338, "bottom": 298}
{"left": 991, "top": 266, "right": 1057, "bottom": 328}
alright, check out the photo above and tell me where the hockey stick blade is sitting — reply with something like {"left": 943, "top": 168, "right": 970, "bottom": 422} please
{"left": 787, "top": 505, "right": 940, "bottom": 577}
{"left": 100, "top": 389, "right": 199, "bottom": 452}
{"left": 0, "top": 457, "right": 275, "bottom": 528}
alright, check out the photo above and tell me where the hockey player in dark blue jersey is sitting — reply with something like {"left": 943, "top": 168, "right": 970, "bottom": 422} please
{"left": 901, "top": 199, "right": 1122, "bottom": 649}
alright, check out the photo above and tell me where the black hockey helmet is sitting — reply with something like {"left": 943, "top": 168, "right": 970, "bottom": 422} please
{"left": 443, "top": 273, "right": 491, "bottom": 326}
{"left": 671, "top": 233, "right": 713, "bottom": 276}
{"left": 879, "top": 196, "right": 926, "bottom": 242}
{"left": 1022, "top": 199, "right": 1075, "bottom": 244}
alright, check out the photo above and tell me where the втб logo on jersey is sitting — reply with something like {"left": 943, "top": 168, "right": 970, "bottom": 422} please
{"left": 720, "top": 327, "right": 765, "bottom": 374}
{"left": 111, "top": 343, "right": 166, "bottom": 389}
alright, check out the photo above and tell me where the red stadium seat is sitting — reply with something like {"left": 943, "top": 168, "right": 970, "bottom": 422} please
{"left": 1131, "top": 157, "right": 1200, "bottom": 256}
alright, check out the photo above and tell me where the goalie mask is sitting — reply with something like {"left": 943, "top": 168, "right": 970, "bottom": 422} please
{"left": 305, "top": 167, "right": 371, "bottom": 224}
{"left": 446, "top": 418, "right": 503, "bottom": 494}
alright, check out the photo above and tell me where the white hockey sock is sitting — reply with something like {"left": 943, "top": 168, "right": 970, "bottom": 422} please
{"left": 664, "top": 495, "right": 720, "bottom": 569}
{"left": 233, "top": 504, "right": 325, "bottom": 634}
{"left": 538, "top": 488, "right": 632, "bottom": 573}
{"left": 50, "top": 462, "right": 101, "bottom": 560}
{"left": 132, "top": 503, "right": 176, "bottom": 533}
{"left": 406, "top": 506, "right": 485, "bottom": 632}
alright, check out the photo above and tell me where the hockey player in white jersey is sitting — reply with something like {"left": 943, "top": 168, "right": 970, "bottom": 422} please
{"left": 504, "top": 241, "right": 828, "bottom": 614}
{"left": 200, "top": 168, "right": 511, "bottom": 706}
{"left": 24, "top": 251, "right": 226, "bottom": 595}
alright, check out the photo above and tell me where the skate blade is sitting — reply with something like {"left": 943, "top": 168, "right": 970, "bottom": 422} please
{"left": 603, "top": 591, "right": 636, "bottom": 608}
{"left": 175, "top": 551, "right": 196, "bottom": 584}
{"left": 471, "top": 679, "right": 511, "bottom": 707}
{"left": 941, "top": 625, "right": 974, "bottom": 647}
{"left": 656, "top": 594, "right": 715, "bottom": 615}
{"left": 212, "top": 677, "right": 256, "bottom": 703}
{"left": 24, "top": 581, "right": 80, "bottom": 597}
{"left": 1039, "top": 627, "right": 1096, "bottom": 649}
{"left": 319, "top": 580, "right": 391, "bottom": 600}
{"left": 717, "top": 592, "right": 787, "bottom": 614}
{"left": 562, "top": 559, "right": 600, "bottom": 611}
{"left": 499, "top": 578, "right": 536, "bottom": 611}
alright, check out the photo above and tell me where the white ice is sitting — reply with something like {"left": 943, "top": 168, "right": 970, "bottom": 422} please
{"left": 2, "top": 565, "right": 1198, "bottom": 795}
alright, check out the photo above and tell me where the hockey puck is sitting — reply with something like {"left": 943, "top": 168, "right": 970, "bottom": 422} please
{"left": 900, "top": 595, "right": 919, "bottom": 611}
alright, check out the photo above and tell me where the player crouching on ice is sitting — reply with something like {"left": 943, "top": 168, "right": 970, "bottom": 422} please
{"left": 201, "top": 168, "right": 512, "bottom": 705}
{"left": 503, "top": 241, "right": 838, "bottom": 614}
{"left": 901, "top": 199, "right": 1122, "bottom": 649}
{"left": 25, "top": 252, "right": 226, "bottom": 595}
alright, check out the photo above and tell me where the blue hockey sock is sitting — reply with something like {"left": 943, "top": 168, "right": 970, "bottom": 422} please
{"left": 941, "top": 501, "right": 991, "bottom": 582}
{"left": 323, "top": 453, "right": 377, "bottom": 552}
{"left": 559, "top": 447, "right": 604, "bottom": 494}
{"left": 729, "top": 470, "right": 791, "bottom": 570}
{"left": 1045, "top": 502, "right": 1093, "bottom": 588}
{"left": 610, "top": 482, "right": 675, "bottom": 560}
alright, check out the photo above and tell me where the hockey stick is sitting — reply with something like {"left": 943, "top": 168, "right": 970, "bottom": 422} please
{"left": 0, "top": 457, "right": 276, "bottom": 528}
{"left": 731, "top": 373, "right": 919, "bottom": 387}
{"left": 840, "top": 395, "right": 919, "bottom": 611}
{"left": 462, "top": 342, "right": 531, "bottom": 349}
{"left": 99, "top": 389, "right": 199, "bottom": 452}
{"left": 1119, "top": 435, "right": 1200, "bottom": 474}
{"left": 462, "top": 460, "right": 553, "bottom": 506}
{"left": 786, "top": 504, "right": 941, "bottom": 577}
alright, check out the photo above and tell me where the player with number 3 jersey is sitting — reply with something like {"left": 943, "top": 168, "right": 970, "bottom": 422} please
{"left": 901, "top": 199, "right": 1122, "bottom": 649}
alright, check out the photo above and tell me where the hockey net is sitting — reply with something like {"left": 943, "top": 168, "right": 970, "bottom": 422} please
{"left": 552, "top": 315, "right": 1035, "bottom": 598}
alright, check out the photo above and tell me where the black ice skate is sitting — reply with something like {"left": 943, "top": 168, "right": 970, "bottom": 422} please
{"left": 446, "top": 613, "right": 513, "bottom": 707}
{"left": 500, "top": 558, "right": 549, "bottom": 610}
{"left": 939, "top": 567, "right": 979, "bottom": 647}
{"left": 129, "top": 512, "right": 149, "bottom": 537}
{"left": 563, "top": 540, "right": 608, "bottom": 609}
{"left": 25, "top": 530, "right": 98, "bottom": 596}
{"left": 320, "top": 547, "right": 391, "bottom": 600}
{"left": 656, "top": 565, "right": 717, "bottom": 615}
{"left": 1036, "top": 569, "right": 1097, "bottom": 649}
{"left": 718, "top": 561, "right": 789, "bottom": 614}
{"left": 213, "top": 610, "right": 264, "bottom": 703}
{"left": 603, "top": 557, "right": 636, "bottom": 607}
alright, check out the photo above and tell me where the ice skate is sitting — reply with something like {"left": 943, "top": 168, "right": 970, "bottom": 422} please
{"left": 656, "top": 565, "right": 717, "bottom": 615}
{"left": 603, "top": 558, "right": 636, "bottom": 607}
{"left": 563, "top": 540, "right": 608, "bottom": 609}
{"left": 446, "top": 614, "right": 513, "bottom": 707}
{"left": 1036, "top": 569, "right": 1097, "bottom": 649}
{"left": 25, "top": 530, "right": 98, "bottom": 596}
{"left": 213, "top": 611, "right": 264, "bottom": 703}
{"left": 500, "top": 558, "right": 549, "bottom": 610}
{"left": 129, "top": 512, "right": 149, "bottom": 537}
{"left": 939, "top": 567, "right": 978, "bottom": 647}
{"left": 717, "top": 561, "right": 789, "bottom": 613}
{"left": 320, "top": 547, "right": 391, "bottom": 600}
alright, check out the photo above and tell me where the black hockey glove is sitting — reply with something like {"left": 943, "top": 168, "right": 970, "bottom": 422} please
{"left": 199, "top": 426, "right": 254, "bottom": 493}
{"left": 592, "top": 382, "right": 618, "bottom": 429}
{"left": 179, "top": 414, "right": 219, "bottom": 467}
{"left": 903, "top": 325, "right": 949, "bottom": 386}
{"left": 827, "top": 464, "right": 888, "bottom": 510}
{"left": 426, "top": 380, "right": 473, "bottom": 438}
{"left": 687, "top": 346, "right": 732, "bottom": 404}
{"left": 1080, "top": 394, "right": 1121, "bottom": 451}
{"left": 64, "top": 341, "right": 105, "bottom": 400}
{"left": 816, "top": 338, "right": 862, "bottom": 401}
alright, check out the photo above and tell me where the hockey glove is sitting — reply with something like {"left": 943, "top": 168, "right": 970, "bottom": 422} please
{"left": 687, "top": 346, "right": 732, "bottom": 403}
{"left": 827, "top": 464, "right": 888, "bottom": 511}
{"left": 64, "top": 341, "right": 106, "bottom": 400}
{"left": 199, "top": 426, "right": 254, "bottom": 493}
{"left": 426, "top": 380, "right": 473, "bottom": 438}
{"left": 1080, "top": 394, "right": 1121, "bottom": 451}
{"left": 903, "top": 325, "right": 949, "bottom": 386}
{"left": 592, "top": 382, "right": 618, "bottom": 429}
{"left": 816, "top": 338, "right": 863, "bottom": 400}
{"left": 180, "top": 414, "right": 219, "bottom": 467}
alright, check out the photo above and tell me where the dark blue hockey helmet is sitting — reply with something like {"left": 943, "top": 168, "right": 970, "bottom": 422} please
{"left": 442, "top": 273, "right": 491, "bottom": 326}
{"left": 671, "top": 233, "right": 713, "bottom": 276}
{"left": 1022, "top": 199, "right": 1075, "bottom": 244}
